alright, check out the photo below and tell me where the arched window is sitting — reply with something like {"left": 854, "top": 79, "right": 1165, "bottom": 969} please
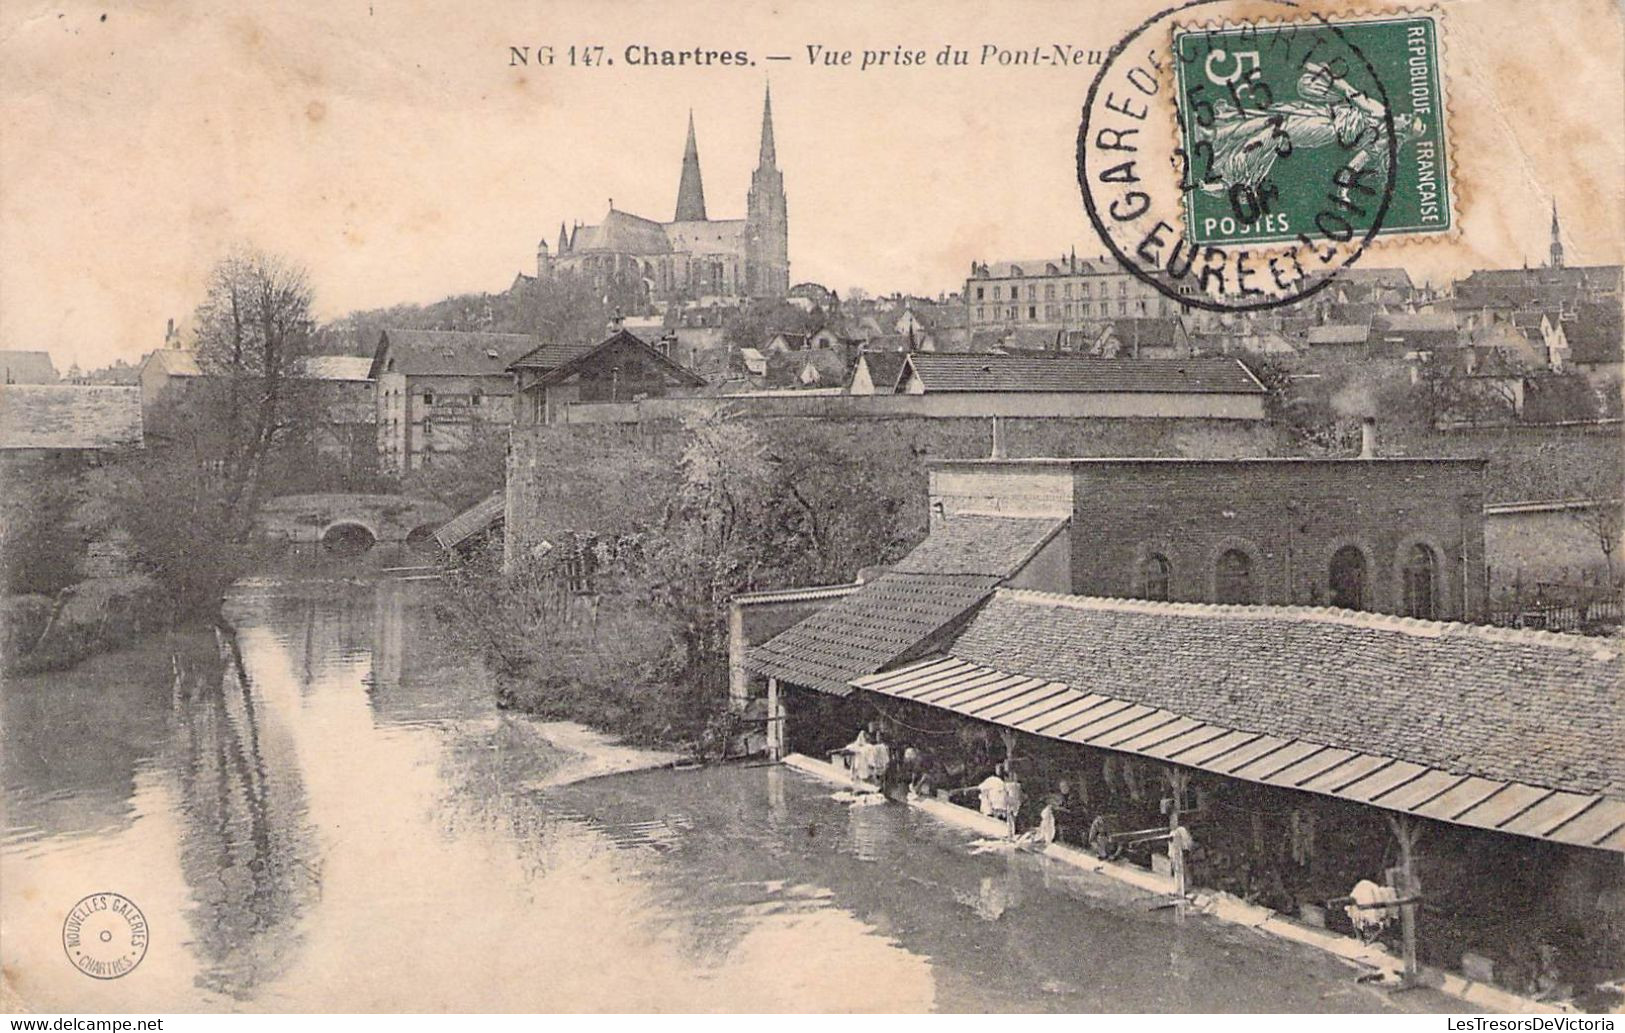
{"left": 1140, "top": 553, "right": 1171, "bottom": 601}
{"left": 1216, "top": 549, "right": 1254, "bottom": 604}
{"left": 1329, "top": 546, "right": 1367, "bottom": 610}
{"left": 1402, "top": 545, "right": 1438, "bottom": 619}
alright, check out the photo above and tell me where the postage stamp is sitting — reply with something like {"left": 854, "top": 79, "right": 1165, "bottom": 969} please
{"left": 1078, "top": 0, "right": 1456, "bottom": 312}
{"left": 1172, "top": 12, "right": 1453, "bottom": 247}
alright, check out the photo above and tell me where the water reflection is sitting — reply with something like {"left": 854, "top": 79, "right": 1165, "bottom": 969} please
{"left": 3, "top": 577, "right": 1439, "bottom": 1013}
{"left": 166, "top": 631, "right": 317, "bottom": 998}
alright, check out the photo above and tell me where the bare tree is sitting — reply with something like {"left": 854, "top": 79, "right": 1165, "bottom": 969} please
{"left": 190, "top": 247, "right": 316, "bottom": 516}
{"left": 1569, "top": 501, "right": 1623, "bottom": 591}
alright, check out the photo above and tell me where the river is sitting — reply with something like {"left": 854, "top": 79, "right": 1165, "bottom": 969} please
{"left": 2, "top": 576, "right": 1455, "bottom": 1012}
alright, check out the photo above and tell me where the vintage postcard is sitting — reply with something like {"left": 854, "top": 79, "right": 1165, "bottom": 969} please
{"left": 1, "top": 0, "right": 1621, "bottom": 1019}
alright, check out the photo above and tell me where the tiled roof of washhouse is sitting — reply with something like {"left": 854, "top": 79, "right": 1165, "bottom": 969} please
{"left": 746, "top": 515, "right": 1066, "bottom": 696}
{"left": 942, "top": 591, "right": 1625, "bottom": 804}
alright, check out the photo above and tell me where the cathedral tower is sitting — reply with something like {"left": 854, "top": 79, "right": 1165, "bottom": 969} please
{"left": 745, "top": 86, "right": 789, "bottom": 298}
{"left": 674, "top": 111, "right": 708, "bottom": 222}
{"left": 1549, "top": 201, "right": 1564, "bottom": 269}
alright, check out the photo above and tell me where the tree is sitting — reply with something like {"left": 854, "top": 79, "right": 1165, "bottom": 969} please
{"left": 190, "top": 247, "right": 318, "bottom": 519}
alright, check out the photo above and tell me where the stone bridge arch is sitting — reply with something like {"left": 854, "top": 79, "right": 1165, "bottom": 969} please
{"left": 257, "top": 494, "right": 456, "bottom": 551}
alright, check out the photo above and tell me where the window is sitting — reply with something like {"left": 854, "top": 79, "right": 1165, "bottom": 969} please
{"left": 1027, "top": 284, "right": 1036, "bottom": 300}
{"left": 1329, "top": 546, "right": 1367, "bottom": 610}
{"left": 1140, "top": 554, "right": 1171, "bottom": 601}
{"left": 976, "top": 287, "right": 985, "bottom": 300}
{"left": 423, "top": 391, "right": 434, "bottom": 405}
{"left": 472, "top": 389, "right": 483, "bottom": 407}
{"left": 1216, "top": 549, "right": 1254, "bottom": 604}
{"left": 1402, "top": 545, "right": 1437, "bottom": 619}
{"left": 1028, "top": 306, "right": 1037, "bottom": 320}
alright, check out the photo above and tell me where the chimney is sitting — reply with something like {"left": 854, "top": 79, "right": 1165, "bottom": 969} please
{"left": 1360, "top": 416, "right": 1378, "bottom": 459}
{"left": 990, "top": 416, "right": 1006, "bottom": 459}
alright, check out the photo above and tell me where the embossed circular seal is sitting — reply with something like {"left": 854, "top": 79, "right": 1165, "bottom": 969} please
{"left": 1078, "top": 0, "right": 1422, "bottom": 312}
{"left": 63, "top": 892, "right": 148, "bottom": 979}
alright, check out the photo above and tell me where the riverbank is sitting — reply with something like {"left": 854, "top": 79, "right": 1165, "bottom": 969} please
{"left": 524, "top": 720, "right": 685, "bottom": 788}
{"left": 782, "top": 752, "right": 1568, "bottom": 1015}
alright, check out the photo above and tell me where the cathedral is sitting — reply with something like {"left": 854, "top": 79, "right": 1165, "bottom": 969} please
{"left": 535, "top": 87, "right": 789, "bottom": 306}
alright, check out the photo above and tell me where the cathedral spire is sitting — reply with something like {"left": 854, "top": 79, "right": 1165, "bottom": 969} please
{"left": 1549, "top": 200, "right": 1564, "bottom": 269}
{"left": 757, "top": 85, "right": 777, "bottom": 168}
{"left": 674, "top": 110, "right": 708, "bottom": 222}
{"left": 556, "top": 221, "right": 569, "bottom": 254}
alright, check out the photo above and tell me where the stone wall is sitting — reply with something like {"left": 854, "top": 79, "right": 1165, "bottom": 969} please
{"left": 1065, "top": 459, "right": 1488, "bottom": 619}
{"left": 504, "top": 416, "right": 1283, "bottom": 567}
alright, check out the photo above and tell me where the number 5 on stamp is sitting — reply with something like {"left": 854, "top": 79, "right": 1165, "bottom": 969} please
{"left": 1173, "top": 13, "right": 1454, "bottom": 248}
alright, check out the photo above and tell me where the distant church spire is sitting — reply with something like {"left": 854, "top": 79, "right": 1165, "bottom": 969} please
{"left": 556, "top": 221, "right": 569, "bottom": 254}
{"left": 674, "top": 110, "right": 708, "bottom": 222}
{"left": 1549, "top": 200, "right": 1564, "bottom": 269}
{"left": 757, "top": 84, "right": 777, "bottom": 168}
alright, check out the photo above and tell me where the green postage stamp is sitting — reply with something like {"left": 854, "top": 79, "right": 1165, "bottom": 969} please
{"left": 1172, "top": 12, "right": 1452, "bottom": 248}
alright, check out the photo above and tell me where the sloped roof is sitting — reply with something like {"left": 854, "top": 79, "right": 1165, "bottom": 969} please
{"left": 974, "top": 258, "right": 1102, "bottom": 278}
{"left": 748, "top": 572, "right": 1002, "bottom": 695}
{"left": 797, "top": 350, "right": 847, "bottom": 384}
{"left": 0, "top": 350, "right": 58, "bottom": 384}
{"left": 1104, "top": 317, "right": 1186, "bottom": 350}
{"left": 945, "top": 590, "right": 1625, "bottom": 803}
{"left": 533, "top": 329, "right": 705, "bottom": 388}
{"left": 0, "top": 385, "right": 142, "bottom": 450}
{"left": 1565, "top": 301, "right": 1623, "bottom": 365}
{"left": 853, "top": 352, "right": 908, "bottom": 392}
{"left": 569, "top": 208, "right": 673, "bottom": 254}
{"left": 371, "top": 329, "right": 539, "bottom": 378}
{"left": 508, "top": 339, "right": 599, "bottom": 372}
{"left": 1336, "top": 267, "right": 1413, "bottom": 289}
{"left": 746, "top": 515, "right": 1067, "bottom": 696}
{"left": 299, "top": 355, "right": 374, "bottom": 381}
{"left": 857, "top": 649, "right": 1625, "bottom": 852}
{"left": 902, "top": 354, "right": 1264, "bottom": 394}
{"left": 432, "top": 492, "right": 504, "bottom": 550}
{"left": 890, "top": 515, "right": 1066, "bottom": 577}
{"left": 1306, "top": 324, "right": 1371, "bottom": 346}
{"left": 142, "top": 349, "right": 203, "bottom": 377}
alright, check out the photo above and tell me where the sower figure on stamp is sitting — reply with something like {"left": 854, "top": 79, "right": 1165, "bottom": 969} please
{"left": 1193, "top": 60, "right": 1425, "bottom": 202}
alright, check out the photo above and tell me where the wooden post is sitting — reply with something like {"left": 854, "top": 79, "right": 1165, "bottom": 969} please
{"left": 1385, "top": 813, "right": 1424, "bottom": 987}
{"left": 1000, "top": 728, "right": 1018, "bottom": 838}
{"left": 765, "top": 677, "right": 784, "bottom": 761}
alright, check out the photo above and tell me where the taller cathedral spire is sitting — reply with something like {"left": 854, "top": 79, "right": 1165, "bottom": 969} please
{"left": 674, "top": 110, "right": 708, "bottom": 222}
{"left": 758, "top": 84, "right": 777, "bottom": 168}
{"left": 1549, "top": 200, "right": 1564, "bottom": 269}
{"left": 745, "top": 84, "right": 789, "bottom": 298}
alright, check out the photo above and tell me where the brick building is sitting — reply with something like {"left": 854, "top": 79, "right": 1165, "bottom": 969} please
{"left": 927, "top": 456, "right": 1486, "bottom": 621}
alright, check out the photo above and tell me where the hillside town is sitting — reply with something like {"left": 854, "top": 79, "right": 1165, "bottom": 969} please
{"left": 3, "top": 81, "right": 1623, "bottom": 1015}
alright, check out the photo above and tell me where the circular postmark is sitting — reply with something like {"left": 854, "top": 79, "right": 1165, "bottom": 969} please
{"left": 1079, "top": 0, "right": 1409, "bottom": 312}
{"left": 63, "top": 892, "right": 148, "bottom": 980}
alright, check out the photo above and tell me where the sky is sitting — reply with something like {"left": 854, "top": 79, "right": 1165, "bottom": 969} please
{"left": 3, "top": 0, "right": 1622, "bottom": 370}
